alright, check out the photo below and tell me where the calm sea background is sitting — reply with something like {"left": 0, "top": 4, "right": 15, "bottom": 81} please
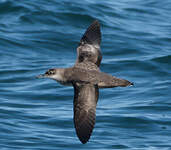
{"left": 0, "top": 0, "right": 171, "bottom": 149}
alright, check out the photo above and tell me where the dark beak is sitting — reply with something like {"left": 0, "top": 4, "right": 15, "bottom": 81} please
{"left": 36, "top": 74, "right": 47, "bottom": 79}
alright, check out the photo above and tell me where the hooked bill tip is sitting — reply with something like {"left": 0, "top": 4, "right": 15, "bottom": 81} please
{"left": 36, "top": 74, "right": 46, "bottom": 79}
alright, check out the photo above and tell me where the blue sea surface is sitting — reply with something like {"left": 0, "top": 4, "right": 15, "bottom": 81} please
{"left": 0, "top": 0, "right": 171, "bottom": 149}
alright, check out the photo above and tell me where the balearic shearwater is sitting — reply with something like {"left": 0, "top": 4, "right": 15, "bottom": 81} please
{"left": 37, "top": 20, "right": 133, "bottom": 144}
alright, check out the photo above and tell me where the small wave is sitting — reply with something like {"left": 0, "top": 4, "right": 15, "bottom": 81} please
{"left": 0, "top": 1, "right": 29, "bottom": 14}
{"left": 151, "top": 55, "right": 171, "bottom": 64}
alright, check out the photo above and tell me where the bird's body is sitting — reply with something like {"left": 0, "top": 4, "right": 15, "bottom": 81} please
{"left": 49, "top": 64, "right": 132, "bottom": 88}
{"left": 37, "top": 20, "right": 133, "bottom": 144}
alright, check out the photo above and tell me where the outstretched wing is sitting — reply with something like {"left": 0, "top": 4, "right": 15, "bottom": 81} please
{"left": 76, "top": 20, "right": 102, "bottom": 67}
{"left": 73, "top": 83, "right": 99, "bottom": 144}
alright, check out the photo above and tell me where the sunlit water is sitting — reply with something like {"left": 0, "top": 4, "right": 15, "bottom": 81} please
{"left": 0, "top": 0, "right": 171, "bottom": 149}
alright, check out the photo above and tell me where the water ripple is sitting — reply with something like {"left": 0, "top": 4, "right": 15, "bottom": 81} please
{"left": 0, "top": 0, "right": 171, "bottom": 149}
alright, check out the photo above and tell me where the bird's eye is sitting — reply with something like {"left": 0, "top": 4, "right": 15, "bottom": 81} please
{"left": 45, "top": 69, "right": 55, "bottom": 75}
{"left": 49, "top": 70, "right": 54, "bottom": 74}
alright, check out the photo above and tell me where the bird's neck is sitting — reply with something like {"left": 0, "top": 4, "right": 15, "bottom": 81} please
{"left": 53, "top": 68, "right": 65, "bottom": 82}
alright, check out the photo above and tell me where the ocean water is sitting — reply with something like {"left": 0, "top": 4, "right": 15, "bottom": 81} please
{"left": 0, "top": 0, "right": 171, "bottom": 149}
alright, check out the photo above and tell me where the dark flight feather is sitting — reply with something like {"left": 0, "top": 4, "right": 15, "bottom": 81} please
{"left": 80, "top": 20, "right": 101, "bottom": 46}
{"left": 73, "top": 83, "right": 99, "bottom": 144}
{"left": 76, "top": 20, "right": 102, "bottom": 67}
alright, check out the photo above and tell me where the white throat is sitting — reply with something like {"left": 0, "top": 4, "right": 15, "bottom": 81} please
{"left": 53, "top": 73, "right": 63, "bottom": 82}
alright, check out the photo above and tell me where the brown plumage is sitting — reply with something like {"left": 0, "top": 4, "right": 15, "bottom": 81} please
{"left": 76, "top": 20, "right": 102, "bottom": 67}
{"left": 73, "top": 83, "right": 98, "bottom": 144}
{"left": 37, "top": 20, "right": 133, "bottom": 144}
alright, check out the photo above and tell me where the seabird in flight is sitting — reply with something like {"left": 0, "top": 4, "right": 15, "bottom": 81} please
{"left": 37, "top": 20, "right": 133, "bottom": 144}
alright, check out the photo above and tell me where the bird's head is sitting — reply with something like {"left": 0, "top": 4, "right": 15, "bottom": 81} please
{"left": 37, "top": 68, "right": 64, "bottom": 82}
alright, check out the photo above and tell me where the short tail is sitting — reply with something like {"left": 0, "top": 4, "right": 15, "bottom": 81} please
{"left": 98, "top": 76, "right": 134, "bottom": 88}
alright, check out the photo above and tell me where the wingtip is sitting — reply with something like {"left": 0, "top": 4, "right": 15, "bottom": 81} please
{"left": 75, "top": 127, "right": 92, "bottom": 144}
{"left": 79, "top": 138, "right": 89, "bottom": 144}
{"left": 80, "top": 19, "right": 101, "bottom": 46}
{"left": 92, "top": 19, "right": 100, "bottom": 27}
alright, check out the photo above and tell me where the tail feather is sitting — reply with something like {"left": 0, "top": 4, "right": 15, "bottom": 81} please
{"left": 98, "top": 75, "right": 133, "bottom": 88}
